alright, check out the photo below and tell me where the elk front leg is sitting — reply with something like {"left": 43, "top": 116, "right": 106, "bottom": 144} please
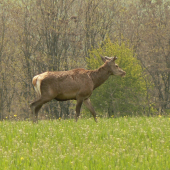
{"left": 84, "top": 98, "right": 97, "bottom": 122}
{"left": 75, "top": 98, "right": 83, "bottom": 122}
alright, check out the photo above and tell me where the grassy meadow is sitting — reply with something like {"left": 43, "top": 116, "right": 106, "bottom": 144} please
{"left": 0, "top": 117, "right": 170, "bottom": 170}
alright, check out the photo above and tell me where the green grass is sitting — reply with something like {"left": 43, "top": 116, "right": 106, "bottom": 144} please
{"left": 0, "top": 117, "right": 170, "bottom": 170}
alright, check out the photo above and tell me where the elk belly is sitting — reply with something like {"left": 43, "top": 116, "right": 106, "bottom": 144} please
{"left": 55, "top": 92, "right": 77, "bottom": 101}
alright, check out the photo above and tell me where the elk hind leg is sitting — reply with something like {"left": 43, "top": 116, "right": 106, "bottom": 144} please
{"left": 30, "top": 97, "right": 50, "bottom": 123}
{"left": 75, "top": 98, "right": 83, "bottom": 122}
{"left": 30, "top": 102, "right": 37, "bottom": 123}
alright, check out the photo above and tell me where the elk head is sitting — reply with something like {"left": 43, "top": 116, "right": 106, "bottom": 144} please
{"left": 101, "top": 56, "right": 126, "bottom": 77}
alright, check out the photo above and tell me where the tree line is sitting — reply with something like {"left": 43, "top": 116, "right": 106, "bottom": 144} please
{"left": 0, "top": 0, "right": 170, "bottom": 120}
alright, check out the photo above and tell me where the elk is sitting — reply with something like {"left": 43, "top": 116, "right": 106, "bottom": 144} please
{"left": 30, "top": 56, "right": 126, "bottom": 122}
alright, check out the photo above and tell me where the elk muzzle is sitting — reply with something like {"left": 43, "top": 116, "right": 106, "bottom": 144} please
{"left": 121, "top": 71, "right": 126, "bottom": 77}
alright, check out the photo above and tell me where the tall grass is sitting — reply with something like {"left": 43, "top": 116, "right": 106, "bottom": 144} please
{"left": 0, "top": 117, "right": 170, "bottom": 170}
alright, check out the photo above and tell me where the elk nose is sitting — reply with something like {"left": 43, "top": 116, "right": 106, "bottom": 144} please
{"left": 122, "top": 71, "right": 126, "bottom": 77}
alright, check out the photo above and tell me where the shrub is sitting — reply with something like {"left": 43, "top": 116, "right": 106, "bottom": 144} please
{"left": 86, "top": 38, "right": 151, "bottom": 117}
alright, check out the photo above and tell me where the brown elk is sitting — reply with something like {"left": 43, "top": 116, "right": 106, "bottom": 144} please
{"left": 30, "top": 56, "right": 126, "bottom": 122}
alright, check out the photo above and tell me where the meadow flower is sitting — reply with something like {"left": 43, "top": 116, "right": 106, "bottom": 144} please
{"left": 21, "top": 157, "right": 24, "bottom": 160}
{"left": 14, "top": 115, "right": 17, "bottom": 117}
{"left": 158, "top": 115, "right": 162, "bottom": 118}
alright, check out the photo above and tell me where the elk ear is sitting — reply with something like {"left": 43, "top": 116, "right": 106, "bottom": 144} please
{"left": 111, "top": 56, "right": 117, "bottom": 62}
{"left": 101, "top": 55, "right": 113, "bottom": 62}
{"left": 100, "top": 55, "right": 106, "bottom": 62}
{"left": 105, "top": 56, "right": 112, "bottom": 60}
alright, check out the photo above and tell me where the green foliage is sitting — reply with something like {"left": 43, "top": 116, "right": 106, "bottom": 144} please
{"left": 1, "top": 118, "right": 170, "bottom": 169}
{"left": 87, "top": 38, "right": 150, "bottom": 117}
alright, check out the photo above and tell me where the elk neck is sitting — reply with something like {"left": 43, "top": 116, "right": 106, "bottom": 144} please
{"left": 89, "top": 63, "right": 111, "bottom": 90}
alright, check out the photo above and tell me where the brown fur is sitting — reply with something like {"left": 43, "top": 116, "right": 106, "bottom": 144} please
{"left": 32, "top": 76, "right": 38, "bottom": 86}
{"left": 30, "top": 56, "right": 126, "bottom": 122}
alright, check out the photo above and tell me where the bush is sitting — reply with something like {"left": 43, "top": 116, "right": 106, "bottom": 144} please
{"left": 86, "top": 38, "right": 150, "bottom": 117}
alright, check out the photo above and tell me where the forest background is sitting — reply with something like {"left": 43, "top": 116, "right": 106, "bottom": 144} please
{"left": 1, "top": 0, "right": 170, "bottom": 120}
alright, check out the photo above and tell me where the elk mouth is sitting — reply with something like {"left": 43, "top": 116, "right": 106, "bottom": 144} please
{"left": 121, "top": 71, "right": 126, "bottom": 77}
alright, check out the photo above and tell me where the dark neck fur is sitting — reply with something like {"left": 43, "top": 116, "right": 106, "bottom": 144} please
{"left": 89, "top": 63, "right": 111, "bottom": 89}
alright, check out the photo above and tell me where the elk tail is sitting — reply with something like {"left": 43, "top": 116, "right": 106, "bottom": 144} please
{"left": 32, "top": 75, "right": 41, "bottom": 97}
